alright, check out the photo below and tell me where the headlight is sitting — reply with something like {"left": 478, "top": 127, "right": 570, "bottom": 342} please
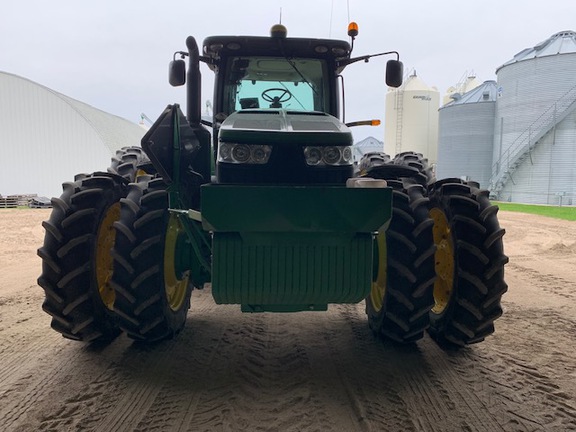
{"left": 303, "top": 147, "right": 322, "bottom": 165}
{"left": 218, "top": 143, "right": 272, "bottom": 164}
{"left": 251, "top": 146, "right": 270, "bottom": 164}
{"left": 231, "top": 144, "right": 251, "bottom": 163}
{"left": 323, "top": 146, "right": 341, "bottom": 165}
{"left": 304, "top": 146, "right": 353, "bottom": 166}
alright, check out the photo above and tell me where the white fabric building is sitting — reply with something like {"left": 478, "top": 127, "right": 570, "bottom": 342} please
{"left": 0, "top": 71, "right": 146, "bottom": 198}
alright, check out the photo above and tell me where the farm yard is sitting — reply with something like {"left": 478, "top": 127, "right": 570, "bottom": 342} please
{"left": 0, "top": 208, "right": 575, "bottom": 431}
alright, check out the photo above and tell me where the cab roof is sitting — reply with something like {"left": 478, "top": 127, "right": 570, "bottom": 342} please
{"left": 202, "top": 35, "right": 351, "bottom": 66}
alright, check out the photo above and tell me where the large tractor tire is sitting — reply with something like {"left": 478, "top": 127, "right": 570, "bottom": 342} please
{"left": 366, "top": 177, "right": 436, "bottom": 343}
{"left": 110, "top": 176, "right": 193, "bottom": 342}
{"left": 108, "top": 146, "right": 152, "bottom": 180}
{"left": 357, "top": 152, "right": 392, "bottom": 176}
{"left": 427, "top": 179, "right": 508, "bottom": 346}
{"left": 37, "top": 147, "right": 149, "bottom": 342}
{"left": 359, "top": 151, "right": 434, "bottom": 188}
{"left": 37, "top": 173, "right": 128, "bottom": 341}
{"left": 392, "top": 151, "right": 436, "bottom": 186}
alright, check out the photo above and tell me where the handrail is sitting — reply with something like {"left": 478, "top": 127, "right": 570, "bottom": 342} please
{"left": 490, "top": 82, "right": 576, "bottom": 195}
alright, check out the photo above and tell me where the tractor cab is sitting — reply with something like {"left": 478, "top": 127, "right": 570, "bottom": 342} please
{"left": 201, "top": 30, "right": 354, "bottom": 184}
{"left": 203, "top": 29, "right": 351, "bottom": 119}
{"left": 162, "top": 24, "right": 403, "bottom": 187}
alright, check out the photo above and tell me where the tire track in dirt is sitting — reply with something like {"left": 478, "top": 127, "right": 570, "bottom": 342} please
{"left": 2, "top": 294, "right": 575, "bottom": 432}
{"left": 0, "top": 338, "right": 112, "bottom": 431}
{"left": 419, "top": 338, "right": 545, "bottom": 432}
{"left": 129, "top": 293, "right": 237, "bottom": 432}
{"left": 0, "top": 289, "right": 84, "bottom": 430}
{"left": 32, "top": 288, "right": 218, "bottom": 432}
{"left": 335, "top": 304, "right": 506, "bottom": 432}
{"left": 121, "top": 290, "right": 363, "bottom": 432}
{"left": 0, "top": 288, "right": 221, "bottom": 432}
{"left": 428, "top": 298, "right": 576, "bottom": 431}
{"left": 302, "top": 305, "right": 414, "bottom": 432}
{"left": 2, "top": 207, "right": 576, "bottom": 432}
{"left": 130, "top": 329, "right": 229, "bottom": 432}
{"left": 0, "top": 288, "right": 131, "bottom": 432}
{"left": 507, "top": 261, "right": 576, "bottom": 301}
{"left": 0, "top": 303, "right": 59, "bottom": 393}
{"left": 486, "top": 304, "right": 576, "bottom": 431}
{"left": 235, "top": 319, "right": 325, "bottom": 431}
{"left": 85, "top": 343, "right": 177, "bottom": 431}
{"left": 0, "top": 285, "right": 142, "bottom": 431}
{"left": 38, "top": 359, "right": 129, "bottom": 432}
{"left": 180, "top": 312, "right": 334, "bottom": 432}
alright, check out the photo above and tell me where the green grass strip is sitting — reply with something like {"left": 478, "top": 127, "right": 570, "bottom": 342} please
{"left": 493, "top": 202, "right": 576, "bottom": 221}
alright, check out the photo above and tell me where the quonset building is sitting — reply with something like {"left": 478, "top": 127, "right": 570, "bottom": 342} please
{"left": 0, "top": 71, "right": 146, "bottom": 198}
{"left": 437, "top": 31, "right": 576, "bottom": 205}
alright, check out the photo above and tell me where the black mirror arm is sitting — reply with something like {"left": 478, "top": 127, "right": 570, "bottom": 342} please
{"left": 199, "top": 56, "right": 214, "bottom": 65}
{"left": 173, "top": 51, "right": 188, "bottom": 61}
{"left": 172, "top": 50, "right": 213, "bottom": 66}
{"left": 337, "top": 50, "right": 400, "bottom": 68}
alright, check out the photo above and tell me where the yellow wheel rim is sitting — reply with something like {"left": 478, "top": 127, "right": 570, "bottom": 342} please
{"left": 95, "top": 202, "right": 120, "bottom": 310}
{"left": 430, "top": 208, "right": 455, "bottom": 314}
{"left": 164, "top": 214, "right": 189, "bottom": 311}
{"left": 369, "top": 231, "right": 387, "bottom": 312}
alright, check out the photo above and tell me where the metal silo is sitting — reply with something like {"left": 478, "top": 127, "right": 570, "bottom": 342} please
{"left": 384, "top": 71, "right": 440, "bottom": 165}
{"left": 442, "top": 73, "right": 482, "bottom": 106}
{"left": 437, "top": 81, "right": 497, "bottom": 188}
{"left": 491, "top": 30, "right": 576, "bottom": 204}
{"left": 353, "top": 136, "right": 384, "bottom": 163}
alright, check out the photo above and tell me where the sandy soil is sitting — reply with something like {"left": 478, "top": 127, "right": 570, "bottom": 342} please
{"left": 1, "top": 208, "right": 576, "bottom": 431}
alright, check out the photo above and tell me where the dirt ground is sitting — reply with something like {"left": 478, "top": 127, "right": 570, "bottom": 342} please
{"left": 1, "top": 208, "right": 576, "bottom": 432}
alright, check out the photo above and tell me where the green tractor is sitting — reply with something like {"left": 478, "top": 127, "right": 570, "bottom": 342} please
{"left": 37, "top": 23, "right": 507, "bottom": 346}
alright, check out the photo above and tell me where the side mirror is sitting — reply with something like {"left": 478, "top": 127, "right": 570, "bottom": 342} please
{"left": 386, "top": 59, "right": 403, "bottom": 88}
{"left": 169, "top": 59, "right": 186, "bottom": 86}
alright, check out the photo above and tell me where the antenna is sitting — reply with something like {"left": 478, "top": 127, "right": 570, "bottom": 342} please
{"left": 347, "top": 0, "right": 350, "bottom": 22}
{"left": 329, "top": 0, "right": 334, "bottom": 37}
{"left": 279, "top": 7, "right": 282, "bottom": 24}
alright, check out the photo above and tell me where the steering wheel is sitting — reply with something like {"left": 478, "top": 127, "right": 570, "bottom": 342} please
{"left": 261, "top": 88, "right": 292, "bottom": 108}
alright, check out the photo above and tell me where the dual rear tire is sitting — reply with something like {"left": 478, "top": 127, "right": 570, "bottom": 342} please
{"left": 110, "top": 177, "right": 192, "bottom": 342}
{"left": 366, "top": 178, "right": 436, "bottom": 343}
{"left": 427, "top": 179, "right": 508, "bottom": 346}
{"left": 37, "top": 173, "right": 127, "bottom": 341}
{"left": 38, "top": 147, "right": 151, "bottom": 341}
{"left": 362, "top": 152, "right": 508, "bottom": 346}
{"left": 38, "top": 148, "right": 192, "bottom": 343}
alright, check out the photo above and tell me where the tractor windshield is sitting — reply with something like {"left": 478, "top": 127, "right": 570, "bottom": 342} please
{"left": 222, "top": 56, "right": 329, "bottom": 114}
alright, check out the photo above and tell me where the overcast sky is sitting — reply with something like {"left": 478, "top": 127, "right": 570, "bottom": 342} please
{"left": 2, "top": 0, "right": 575, "bottom": 143}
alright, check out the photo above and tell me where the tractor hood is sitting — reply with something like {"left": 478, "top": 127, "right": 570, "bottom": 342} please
{"left": 218, "top": 110, "right": 353, "bottom": 146}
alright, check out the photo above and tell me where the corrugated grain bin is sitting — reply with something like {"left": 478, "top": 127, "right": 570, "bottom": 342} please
{"left": 442, "top": 74, "right": 482, "bottom": 106}
{"left": 491, "top": 31, "right": 576, "bottom": 204}
{"left": 437, "top": 81, "right": 497, "bottom": 188}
